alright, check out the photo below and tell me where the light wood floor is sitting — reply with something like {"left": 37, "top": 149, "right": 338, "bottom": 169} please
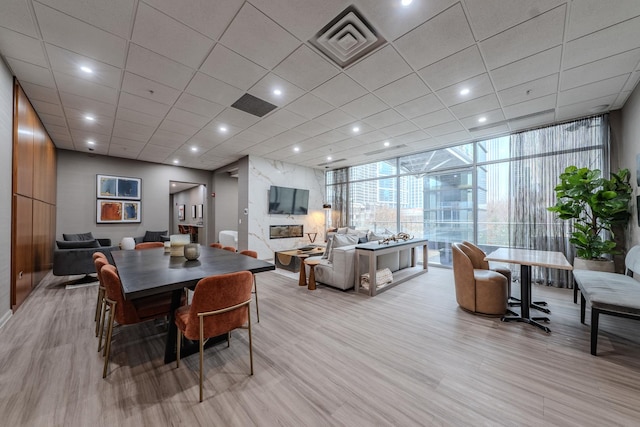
{"left": 1, "top": 267, "right": 640, "bottom": 426}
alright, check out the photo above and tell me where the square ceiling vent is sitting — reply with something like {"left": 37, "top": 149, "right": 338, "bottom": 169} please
{"left": 231, "top": 93, "right": 277, "bottom": 117}
{"left": 309, "top": 5, "right": 386, "bottom": 68}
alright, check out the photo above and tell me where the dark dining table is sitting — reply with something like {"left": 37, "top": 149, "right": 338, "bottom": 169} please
{"left": 111, "top": 246, "right": 275, "bottom": 363}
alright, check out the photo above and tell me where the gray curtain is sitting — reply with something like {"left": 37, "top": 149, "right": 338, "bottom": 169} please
{"left": 326, "top": 168, "right": 348, "bottom": 228}
{"left": 509, "top": 115, "right": 607, "bottom": 287}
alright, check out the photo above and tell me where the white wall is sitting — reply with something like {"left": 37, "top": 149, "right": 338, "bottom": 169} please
{"left": 57, "top": 150, "right": 212, "bottom": 246}
{"left": 248, "top": 156, "right": 325, "bottom": 259}
{"left": 618, "top": 84, "right": 640, "bottom": 248}
{"left": 0, "top": 60, "right": 13, "bottom": 326}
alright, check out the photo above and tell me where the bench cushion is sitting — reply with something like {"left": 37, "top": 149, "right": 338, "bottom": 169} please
{"left": 573, "top": 270, "right": 640, "bottom": 315}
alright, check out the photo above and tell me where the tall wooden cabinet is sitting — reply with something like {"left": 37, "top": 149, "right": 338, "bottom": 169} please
{"left": 11, "top": 81, "right": 57, "bottom": 310}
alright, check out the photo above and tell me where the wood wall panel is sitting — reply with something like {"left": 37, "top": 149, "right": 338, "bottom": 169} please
{"left": 33, "top": 130, "right": 57, "bottom": 204}
{"left": 13, "top": 86, "right": 34, "bottom": 198}
{"left": 32, "top": 200, "right": 55, "bottom": 285}
{"left": 12, "top": 195, "right": 33, "bottom": 310}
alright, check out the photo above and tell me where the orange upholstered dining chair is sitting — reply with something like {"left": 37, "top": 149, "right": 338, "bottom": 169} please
{"left": 209, "top": 243, "right": 223, "bottom": 249}
{"left": 94, "top": 257, "right": 111, "bottom": 350}
{"left": 100, "top": 264, "right": 175, "bottom": 378}
{"left": 92, "top": 252, "right": 108, "bottom": 331}
{"left": 135, "top": 241, "right": 164, "bottom": 250}
{"left": 222, "top": 246, "right": 236, "bottom": 252}
{"left": 239, "top": 250, "right": 260, "bottom": 323}
{"left": 175, "top": 271, "right": 254, "bottom": 402}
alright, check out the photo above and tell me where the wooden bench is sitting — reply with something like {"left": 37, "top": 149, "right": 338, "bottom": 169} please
{"left": 573, "top": 245, "right": 640, "bottom": 355}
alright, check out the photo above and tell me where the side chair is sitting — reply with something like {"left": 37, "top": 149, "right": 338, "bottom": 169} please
{"left": 135, "top": 241, "right": 164, "bottom": 250}
{"left": 222, "top": 246, "right": 237, "bottom": 252}
{"left": 175, "top": 271, "right": 254, "bottom": 402}
{"left": 92, "top": 253, "right": 108, "bottom": 336}
{"left": 209, "top": 243, "right": 223, "bottom": 249}
{"left": 239, "top": 250, "right": 260, "bottom": 322}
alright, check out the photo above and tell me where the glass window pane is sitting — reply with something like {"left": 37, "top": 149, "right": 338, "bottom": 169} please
{"left": 477, "top": 136, "right": 511, "bottom": 163}
{"left": 349, "top": 160, "right": 397, "bottom": 181}
{"left": 350, "top": 180, "right": 397, "bottom": 233}
{"left": 399, "top": 144, "right": 473, "bottom": 175}
{"left": 477, "top": 162, "right": 510, "bottom": 247}
{"left": 399, "top": 175, "right": 424, "bottom": 237}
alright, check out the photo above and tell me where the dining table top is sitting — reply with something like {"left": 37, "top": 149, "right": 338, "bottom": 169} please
{"left": 484, "top": 247, "right": 573, "bottom": 270}
{"left": 111, "top": 246, "right": 275, "bottom": 300}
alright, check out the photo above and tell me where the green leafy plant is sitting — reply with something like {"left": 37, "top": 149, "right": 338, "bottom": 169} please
{"left": 548, "top": 166, "right": 632, "bottom": 260}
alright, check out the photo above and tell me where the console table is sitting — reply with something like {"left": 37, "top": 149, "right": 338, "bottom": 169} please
{"left": 354, "top": 238, "right": 429, "bottom": 296}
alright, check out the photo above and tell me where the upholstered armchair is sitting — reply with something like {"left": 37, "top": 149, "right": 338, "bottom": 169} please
{"left": 452, "top": 242, "right": 508, "bottom": 316}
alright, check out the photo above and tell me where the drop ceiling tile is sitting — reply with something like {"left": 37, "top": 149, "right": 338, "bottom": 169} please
{"left": 112, "top": 119, "right": 156, "bottom": 142}
{"left": 345, "top": 45, "right": 412, "bottom": 91}
{"left": 234, "top": 129, "right": 270, "bottom": 143}
{"left": 502, "top": 94, "right": 557, "bottom": 120}
{"left": 273, "top": 45, "right": 339, "bottom": 91}
{"left": 437, "top": 73, "right": 495, "bottom": 107}
{"left": 0, "top": 28, "right": 47, "bottom": 67}
{"left": 356, "top": 130, "right": 388, "bottom": 144}
{"left": 114, "top": 107, "right": 163, "bottom": 128}
{"left": 38, "top": 113, "right": 67, "bottom": 127}
{"left": 489, "top": 46, "right": 562, "bottom": 91}
{"left": 143, "top": 0, "right": 243, "bottom": 40}
{"left": 373, "top": 73, "right": 431, "bottom": 107}
{"left": 20, "top": 82, "right": 59, "bottom": 104}
{"left": 69, "top": 129, "right": 111, "bottom": 145}
{"left": 468, "top": 124, "right": 509, "bottom": 139}
{"left": 460, "top": 109, "right": 505, "bottom": 129}
{"left": 121, "top": 72, "right": 181, "bottom": 105}
{"left": 215, "top": 108, "right": 260, "bottom": 128}
{"left": 312, "top": 73, "right": 368, "bottom": 107}
{"left": 395, "top": 3, "right": 475, "bottom": 70}
{"left": 248, "top": 120, "right": 288, "bottom": 138}
{"left": 60, "top": 92, "right": 117, "bottom": 117}
{"left": 293, "top": 121, "right": 330, "bottom": 137}
{"left": 561, "top": 49, "right": 640, "bottom": 91}
{"left": 220, "top": 3, "right": 300, "bottom": 69}
{"left": 418, "top": 45, "right": 486, "bottom": 91}
{"left": 6, "top": 58, "right": 55, "bottom": 87}
{"left": 284, "top": 94, "right": 334, "bottom": 120}
{"left": 109, "top": 143, "right": 144, "bottom": 159}
{"left": 118, "top": 92, "right": 171, "bottom": 118}
{"left": 0, "top": 0, "right": 39, "bottom": 37}
{"left": 158, "top": 119, "right": 199, "bottom": 137}
{"left": 261, "top": 109, "right": 307, "bottom": 129}
{"left": 315, "top": 109, "right": 357, "bottom": 129}
{"left": 149, "top": 129, "right": 190, "bottom": 147}
{"left": 44, "top": 0, "right": 135, "bottom": 38}
{"left": 449, "top": 93, "right": 500, "bottom": 119}
{"left": 434, "top": 130, "right": 471, "bottom": 145}
{"left": 379, "top": 121, "right": 419, "bottom": 138}
{"left": 335, "top": 122, "right": 375, "bottom": 137}
{"left": 111, "top": 136, "right": 148, "bottom": 148}
{"left": 558, "top": 75, "right": 628, "bottom": 107}
{"left": 34, "top": 2, "right": 127, "bottom": 67}
{"left": 566, "top": 0, "right": 640, "bottom": 41}
{"left": 479, "top": 5, "right": 565, "bottom": 70}
{"left": 125, "top": 44, "right": 194, "bottom": 90}
{"left": 132, "top": 2, "right": 213, "bottom": 68}
{"left": 46, "top": 44, "right": 122, "bottom": 89}
{"left": 54, "top": 70, "right": 118, "bottom": 104}
{"left": 556, "top": 95, "right": 617, "bottom": 121}
{"left": 392, "top": 130, "right": 430, "bottom": 145}
{"left": 564, "top": 16, "right": 640, "bottom": 70}
{"left": 67, "top": 115, "right": 114, "bottom": 136}
{"left": 30, "top": 99, "right": 65, "bottom": 117}
{"left": 508, "top": 111, "right": 556, "bottom": 132}
{"left": 412, "top": 109, "right": 456, "bottom": 129}
{"left": 362, "top": 109, "right": 405, "bottom": 129}
{"left": 465, "top": 0, "right": 564, "bottom": 41}
{"left": 174, "top": 93, "right": 225, "bottom": 118}
{"left": 612, "top": 91, "right": 632, "bottom": 110}
{"left": 312, "top": 130, "right": 349, "bottom": 144}
{"left": 396, "top": 93, "right": 444, "bottom": 119}
{"left": 138, "top": 144, "right": 176, "bottom": 162}
{"left": 200, "top": 44, "right": 267, "bottom": 91}
{"left": 165, "top": 108, "right": 210, "bottom": 128}
{"left": 185, "top": 72, "right": 245, "bottom": 106}
{"left": 341, "top": 94, "right": 388, "bottom": 120}
{"left": 498, "top": 74, "right": 559, "bottom": 107}
{"left": 248, "top": 73, "right": 306, "bottom": 107}
{"left": 623, "top": 71, "right": 640, "bottom": 92}
{"left": 43, "top": 124, "right": 71, "bottom": 139}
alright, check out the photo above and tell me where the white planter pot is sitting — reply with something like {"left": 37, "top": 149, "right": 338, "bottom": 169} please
{"left": 573, "top": 257, "right": 615, "bottom": 272}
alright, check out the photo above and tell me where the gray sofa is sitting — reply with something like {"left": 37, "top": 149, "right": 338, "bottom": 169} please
{"left": 53, "top": 232, "right": 119, "bottom": 278}
{"left": 133, "top": 230, "right": 169, "bottom": 244}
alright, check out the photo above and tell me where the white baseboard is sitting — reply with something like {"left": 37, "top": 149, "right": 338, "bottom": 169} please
{"left": 0, "top": 309, "right": 12, "bottom": 329}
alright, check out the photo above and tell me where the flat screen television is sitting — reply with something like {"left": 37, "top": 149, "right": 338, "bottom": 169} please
{"left": 268, "top": 185, "right": 309, "bottom": 215}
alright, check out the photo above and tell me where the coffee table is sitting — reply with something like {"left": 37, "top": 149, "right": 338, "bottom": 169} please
{"left": 274, "top": 246, "right": 324, "bottom": 272}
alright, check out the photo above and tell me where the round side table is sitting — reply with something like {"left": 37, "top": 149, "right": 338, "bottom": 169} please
{"left": 305, "top": 258, "right": 322, "bottom": 290}
{"left": 298, "top": 254, "right": 309, "bottom": 286}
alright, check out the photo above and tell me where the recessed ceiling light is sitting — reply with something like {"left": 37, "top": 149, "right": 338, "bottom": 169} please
{"left": 87, "top": 140, "right": 95, "bottom": 145}
{"left": 219, "top": 126, "right": 227, "bottom": 132}
{"left": 327, "top": 156, "right": 332, "bottom": 161}
{"left": 80, "top": 66, "right": 93, "bottom": 74}
{"left": 191, "top": 146, "right": 198, "bottom": 152}
{"left": 85, "top": 115, "right": 95, "bottom": 121}
{"left": 352, "top": 126, "right": 360, "bottom": 133}
{"left": 171, "top": 183, "right": 176, "bottom": 187}
{"left": 173, "top": 159, "right": 179, "bottom": 164}
{"left": 478, "top": 117, "right": 487, "bottom": 123}
{"left": 293, "top": 146, "right": 300, "bottom": 152}
{"left": 384, "top": 141, "right": 390, "bottom": 147}
{"left": 460, "top": 88, "right": 470, "bottom": 96}
{"left": 401, "top": 0, "right": 413, "bottom": 6}
{"left": 273, "top": 89, "right": 282, "bottom": 96}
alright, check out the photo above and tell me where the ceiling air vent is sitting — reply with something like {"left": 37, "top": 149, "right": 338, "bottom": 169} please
{"left": 309, "top": 5, "right": 386, "bottom": 68}
{"left": 317, "top": 158, "right": 347, "bottom": 167}
{"left": 231, "top": 93, "right": 277, "bottom": 117}
{"left": 364, "top": 144, "right": 407, "bottom": 156}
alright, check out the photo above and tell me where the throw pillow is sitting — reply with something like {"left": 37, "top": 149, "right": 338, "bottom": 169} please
{"left": 329, "top": 233, "right": 359, "bottom": 262}
{"left": 336, "top": 227, "right": 349, "bottom": 234}
{"left": 63, "top": 232, "right": 95, "bottom": 241}
{"left": 321, "top": 236, "right": 334, "bottom": 259}
{"left": 56, "top": 239, "right": 100, "bottom": 249}
{"left": 144, "top": 230, "right": 168, "bottom": 242}
{"left": 367, "top": 231, "right": 388, "bottom": 242}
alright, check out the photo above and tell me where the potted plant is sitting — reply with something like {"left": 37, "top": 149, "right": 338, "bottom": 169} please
{"left": 548, "top": 166, "right": 632, "bottom": 272}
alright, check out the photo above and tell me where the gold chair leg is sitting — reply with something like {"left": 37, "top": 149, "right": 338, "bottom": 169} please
{"left": 98, "top": 297, "right": 107, "bottom": 353}
{"left": 102, "top": 301, "right": 116, "bottom": 378}
{"left": 176, "top": 329, "right": 181, "bottom": 368}
{"left": 94, "top": 286, "right": 104, "bottom": 334}
{"left": 199, "top": 316, "right": 204, "bottom": 402}
{"left": 253, "top": 275, "right": 259, "bottom": 323}
{"left": 248, "top": 307, "right": 253, "bottom": 376}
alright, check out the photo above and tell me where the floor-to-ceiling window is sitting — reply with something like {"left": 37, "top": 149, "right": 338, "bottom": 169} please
{"left": 326, "top": 116, "right": 608, "bottom": 285}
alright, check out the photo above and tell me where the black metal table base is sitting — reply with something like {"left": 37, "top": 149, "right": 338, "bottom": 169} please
{"left": 501, "top": 314, "right": 551, "bottom": 332}
{"left": 501, "top": 264, "right": 552, "bottom": 333}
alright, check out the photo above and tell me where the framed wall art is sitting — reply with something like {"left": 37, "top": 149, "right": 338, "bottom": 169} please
{"left": 191, "top": 205, "right": 197, "bottom": 219}
{"left": 97, "top": 200, "right": 141, "bottom": 223}
{"left": 197, "top": 204, "right": 203, "bottom": 219}
{"left": 97, "top": 174, "right": 141, "bottom": 200}
{"left": 178, "top": 204, "right": 185, "bottom": 221}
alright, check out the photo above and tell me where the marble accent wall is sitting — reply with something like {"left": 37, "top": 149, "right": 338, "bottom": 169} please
{"left": 248, "top": 156, "right": 325, "bottom": 259}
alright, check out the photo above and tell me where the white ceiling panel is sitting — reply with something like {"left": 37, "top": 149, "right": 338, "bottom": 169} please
{"left": 220, "top": 3, "right": 300, "bottom": 70}
{"left": 20, "top": 82, "right": 60, "bottom": 105}
{"left": 46, "top": 44, "right": 122, "bottom": 89}
{"left": 112, "top": 119, "right": 156, "bottom": 142}
{"left": 502, "top": 94, "right": 557, "bottom": 120}
{"left": 459, "top": 109, "right": 505, "bottom": 129}
{"left": 273, "top": 45, "right": 339, "bottom": 91}
{"left": 362, "top": 109, "right": 405, "bottom": 129}
{"left": 200, "top": 44, "right": 267, "bottom": 91}
{"left": 43, "top": 0, "right": 135, "bottom": 38}
{"left": 149, "top": 129, "right": 190, "bottom": 147}
{"left": 418, "top": 45, "right": 486, "bottom": 92}
{"left": 109, "top": 143, "right": 144, "bottom": 159}
{"left": 345, "top": 45, "right": 412, "bottom": 91}
{"left": 132, "top": 3, "right": 213, "bottom": 69}
{"left": 114, "top": 107, "right": 162, "bottom": 128}
{"left": 118, "top": 92, "right": 171, "bottom": 118}
{"left": 558, "top": 75, "right": 629, "bottom": 107}
{"left": 560, "top": 49, "right": 640, "bottom": 91}
{"left": 395, "top": 3, "right": 475, "bottom": 70}
{"left": 373, "top": 73, "right": 431, "bottom": 107}
{"left": 0, "top": 28, "right": 47, "bottom": 67}
{"left": 185, "top": 73, "right": 244, "bottom": 106}
{"left": 489, "top": 46, "right": 562, "bottom": 91}
{"left": 30, "top": 99, "right": 65, "bottom": 117}
{"left": 214, "top": 108, "right": 260, "bottom": 129}
{"left": 248, "top": 73, "right": 305, "bottom": 107}
{"left": 314, "top": 109, "right": 357, "bottom": 129}
{"left": 412, "top": 109, "right": 456, "bottom": 129}
{"left": 165, "top": 108, "right": 210, "bottom": 128}
{"left": 498, "top": 74, "right": 559, "bottom": 107}
{"left": 293, "top": 121, "right": 331, "bottom": 137}
{"left": 437, "top": 73, "right": 495, "bottom": 107}
{"left": 121, "top": 72, "right": 181, "bottom": 105}
{"left": 479, "top": 5, "right": 565, "bottom": 70}
{"left": 174, "top": 93, "right": 225, "bottom": 118}
{"left": 158, "top": 119, "right": 199, "bottom": 137}
{"left": 125, "top": 44, "right": 195, "bottom": 90}
{"left": 566, "top": 0, "right": 640, "bottom": 41}
{"left": 33, "top": 2, "right": 127, "bottom": 67}
{"left": 396, "top": 94, "right": 444, "bottom": 119}
{"left": 340, "top": 94, "right": 388, "bottom": 120}
{"left": 54, "top": 71, "right": 118, "bottom": 104}
{"left": 138, "top": 144, "right": 176, "bottom": 162}
{"left": 556, "top": 95, "right": 618, "bottom": 122}
{"left": 1, "top": 0, "right": 38, "bottom": 37}
{"left": 284, "top": 94, "right": 334, "bottom": 120}
{"left": 508, "top": 111, "right": 556, "bottom": 132}
{"left": 379, "top": 121, "right": 419, "bottom": 138}
{"left": 449, "top": 93, "right": 500, "bottom": 119}
{"left": 60, "top": 92, "right": 117, "bottom": 117}
{"left": 261, "top": 109, "right": 307, "bottom": 129}
{"left": 312, "top": 73, "right": 368, "bottom": 107}
{"left": 423, "top": 120, "right": 465, "bottom": 137}
{"left": 38, "top": 113, "right": 67, "bottom": 128}
{"left": 5, "top": 58, "right": 55, "bottom": 88}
